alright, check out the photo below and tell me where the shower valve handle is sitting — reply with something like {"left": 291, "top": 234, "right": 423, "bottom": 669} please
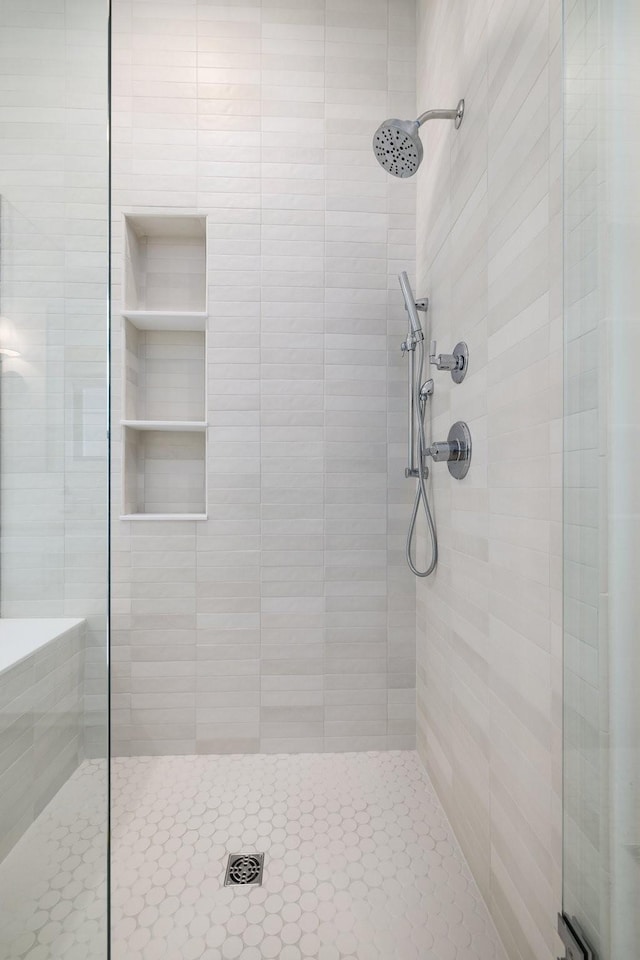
{"left": 428, "top": 422, "right": 472, "bottom": 480}
{"left": 429, "top": 440, "right": 465, "bottom": 462}
{"left": 429, "top": 339, "right": 460, "bottom": 371}
{"left": 429, "top": 340, "right": 469, "bottom": 383}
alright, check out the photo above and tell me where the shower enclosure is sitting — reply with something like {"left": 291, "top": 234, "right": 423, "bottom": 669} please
{"left": 0, "top": 1, "right": 110, "bottom": 958}
{"left": 0, "top": 0, "right": 639, "bottom": 958}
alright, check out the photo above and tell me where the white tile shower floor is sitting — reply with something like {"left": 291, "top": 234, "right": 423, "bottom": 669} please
{"left": 111, "top": 751, "right": 507, "bottom": 960}
{"left": 0, "top": 760, "right": 107, "bottom": 960}
{"left": 0, "top": 751, "right": 508, "bottom": 960}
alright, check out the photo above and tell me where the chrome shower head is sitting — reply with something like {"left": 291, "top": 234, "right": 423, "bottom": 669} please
{"left": 373, "top": 119, "right": 423, "bottom": 179}
{"left": 373, "top": 101, "right": 465, "bottom": 179}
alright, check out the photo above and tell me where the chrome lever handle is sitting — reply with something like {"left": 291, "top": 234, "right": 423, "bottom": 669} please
{"left": 429, "top": 340, "right": 469, "bottom": 383}
{"left": 429, "top": 339, "right": 458, "bottom": 370}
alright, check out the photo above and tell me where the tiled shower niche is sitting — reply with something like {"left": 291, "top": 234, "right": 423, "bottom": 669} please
{"left": 123, "top": 214, "right": 207, "bottom": 317}
{"left": 122, "top": 426, "right": 206, "bottom": 519}
{"left": 123, "top": 323, "right": 206, "bottom": 424}
{"left": 120, "top": 213, "right": 208, "bottom": 519}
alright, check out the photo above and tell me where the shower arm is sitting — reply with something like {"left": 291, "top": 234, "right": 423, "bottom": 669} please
{"left": 416, "top": 100, "right": 465, "bottom": 129}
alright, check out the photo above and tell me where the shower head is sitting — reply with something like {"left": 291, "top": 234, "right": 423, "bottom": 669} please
{"left": 373, "top": 101, "right": 465, "bottom": 178}
{"left": 373, "top": 119, "right": 423, "bottom": 178}
{"left": 399, "top": 271, "right": 424, "bottom": 341}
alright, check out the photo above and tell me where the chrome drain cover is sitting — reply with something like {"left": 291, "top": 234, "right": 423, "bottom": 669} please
{"left": 224, "top": 853, "right": 264, "bottom": 886}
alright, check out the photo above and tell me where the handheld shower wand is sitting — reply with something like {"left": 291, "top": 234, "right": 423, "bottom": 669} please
{"left": 399, "top": 271, "right": 425, "bottom": 341}
{"left": 399, "top": 272, "right": 438, "bottom": 577}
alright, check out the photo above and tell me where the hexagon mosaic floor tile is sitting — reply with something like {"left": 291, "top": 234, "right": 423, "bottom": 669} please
{"left": 111, "top": 751, "right": 507, "bottom": 960}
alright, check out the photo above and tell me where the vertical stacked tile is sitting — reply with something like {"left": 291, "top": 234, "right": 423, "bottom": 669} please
{"left": 415, "top": 0, "right": 563, "bottom": 957}
{"left": 196, "top": 0, "right": 262, "bottom": 754}
{"left": 385, "top": 0, "right": 418, "bottom": 748}
{"left": 110, "top": 0, "right": 418, "bottom": 756}
{"left": 0, "top": 7, "right": 67, "bottom": 618}
{"left": 114, "top": 18, "right": 138, "bottom": 746}
{"left": 0, "top": 621, "right": 85, "bottom": 863}
{"left": 487, "top": 0, "right": 563, "bottom": 952}
{"left": 417, "top": 0, "right": 493, "bottom": 907}
{"left": 62, "top": 0, "right": 110, "bottom": 759}
{"left": 324, "top": 0, "right": 388, "bottom": 751}
{"left": 259, "top": 0, "right": 326, "bottom": 753}
{"left": 109, "top": 1, "right": 134, "bottom": 755}
{"left": 0, "top": 0, "right": 109, "bottom": 760}
{"left": 111, "top": 0, "right": 200, "bottom": 755}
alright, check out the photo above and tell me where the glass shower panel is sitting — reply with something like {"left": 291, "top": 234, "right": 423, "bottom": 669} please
{"left": 563, "top": 0, "right": 640, "bottom": 956}
{"left": 0, "top": 2, "right": 110, "bottom": 958}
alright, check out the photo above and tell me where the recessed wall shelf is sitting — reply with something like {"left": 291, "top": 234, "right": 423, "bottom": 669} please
{"left": 122, "top": 427, "right": 207, "bottom": 519}
{"left": 121, "top": 420, "right": 207, "bottom": 432}
{"left": 120, "top": 514, "right": 207, "bottom": 522}
{"left": 121, "top": 212, "right": 209, "bottom": 521}
{"left": 123, "top": 323, "right": 206, "bottom": 423}
{"left": 123, "top": 311, "right": 207, "bottom": 332}
{"left": 124, "top": 214, "right": 207, "bottom": 314}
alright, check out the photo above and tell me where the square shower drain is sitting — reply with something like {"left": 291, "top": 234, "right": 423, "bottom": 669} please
{"left": 224, "top": 853, "right": 264, "bottom": 886}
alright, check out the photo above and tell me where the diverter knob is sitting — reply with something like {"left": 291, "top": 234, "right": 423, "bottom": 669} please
{"left": 428, "top": 421, "right": 471, "bottom": 479}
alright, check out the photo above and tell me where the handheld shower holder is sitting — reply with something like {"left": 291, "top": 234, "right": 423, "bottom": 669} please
{"left": 405, "top": 465, "right": 428, "bottom": 479}
{"left": 420, "top": 378, "right": 434, "bottom": 401}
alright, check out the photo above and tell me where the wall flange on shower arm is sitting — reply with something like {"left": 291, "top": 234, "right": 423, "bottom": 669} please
{"left": 373, "top": 100, "right": 465, "bottom": 178}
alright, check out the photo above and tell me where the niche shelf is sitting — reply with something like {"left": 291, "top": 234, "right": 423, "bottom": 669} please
{"left": 121, "top": 420, "right": 206, "bottom": 432}
{"left": 120, "top": 213, "right": 208, "bottom": 520}
{"left": 122, "top": 427, "right": 206, "bottom": 520}
{"left": 123, "top": 214, "right": 207, "bottom": 314}
{"left": 122, "top": 311, "right": 207, "bottom": 332}
{"left": 123, "top": 321, "right": 206, "bottom": 423}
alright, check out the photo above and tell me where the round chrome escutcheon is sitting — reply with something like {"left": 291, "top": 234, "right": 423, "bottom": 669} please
{"left": 447, "top": 421, "right": 472, "bottom": 479}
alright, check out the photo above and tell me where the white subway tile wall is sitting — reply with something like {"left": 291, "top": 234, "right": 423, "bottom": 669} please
{"left": 414, "top": 1, "right": 563, "bottom": 959}
{"left": 0, "top": 621, "right": 85, "bottom": 863}
{"left": 110, "top": 0, "right": 418, "bottom": 756}
{"left": 0, "top": 0, "right": 109, "bottom": 759}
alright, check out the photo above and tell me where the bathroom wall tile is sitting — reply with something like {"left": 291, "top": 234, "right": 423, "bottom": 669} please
{"left": 111, "top": 0, "right": 416, "bottom": 755}
{"left": 114, "top": 0, "right": 415, "bottom": 752}
{"left": 416, "top": 0, "right": 562, "bottom": 957}
{"left": 0, "top": 4, "right": 109, "bottom": 762}
{"left": 0, "top": 622, "right": 85, "bottom": 861}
